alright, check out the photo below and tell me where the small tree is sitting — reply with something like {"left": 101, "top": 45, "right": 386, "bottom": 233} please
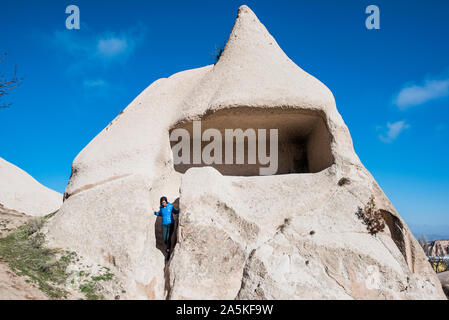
{"left": 0, "top": 53, "right": 23, "bottom": 109}
{"left": 212, "top": 43, "right": 225, "bottom": 65}
{"left": 355, "top": 196, "right": 385, "bottom": 235}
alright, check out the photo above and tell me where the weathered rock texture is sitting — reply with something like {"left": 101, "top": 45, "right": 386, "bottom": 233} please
{"left": 45, "top": 6, "right": 445, "bottom": 299}
{"left": 0, "top": 158, "right": 62, "bottom": 216}
{"left": 425, "top": 240, "right": 449, "bottom": 257}
{"left": 437, "top": 271, "right": 449, "bottom": 299}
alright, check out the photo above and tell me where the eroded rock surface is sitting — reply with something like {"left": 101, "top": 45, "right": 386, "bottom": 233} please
{"left": 168, "top": 167, "right": 443, "bottom": 299}
{"left": 438, "top": 271, "right": 449, "bottom": 299}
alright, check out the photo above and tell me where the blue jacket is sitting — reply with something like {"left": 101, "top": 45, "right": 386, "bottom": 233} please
{"left": 154, "top": 202, "right": 179, "bottom": 225}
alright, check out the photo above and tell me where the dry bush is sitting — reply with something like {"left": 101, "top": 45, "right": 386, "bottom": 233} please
{"left": 213, "top": 44, "right": 225, "bottom": 65}
{"left": 25, "top": 218, "right": 44, "bottom": 236}
{"left": 31, "top": 232, "right": 45, "bottom": 249}
{"left": 356, "top": 196, "right": 385, "bottom": 235}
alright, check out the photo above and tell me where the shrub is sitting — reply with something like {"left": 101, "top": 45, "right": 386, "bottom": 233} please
{"left": 24, "top": 217, "right": 44, "bottom": 235}
{"left": 30, "top": 232, "right": 45, "bottom": 249}
{"left": 356, "top": 196, "right": 385, "bottom": 235}
{"left": 213, "top": 45, "right": 225, "bottom": 64}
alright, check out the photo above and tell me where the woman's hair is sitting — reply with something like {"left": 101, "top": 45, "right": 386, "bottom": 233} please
{"left": 160, "top": 196, "right": 168, "bottom": 206}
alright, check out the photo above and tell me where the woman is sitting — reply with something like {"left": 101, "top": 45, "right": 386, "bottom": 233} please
{"left": 154, "top": 196, "right": 179, "bottom": 260}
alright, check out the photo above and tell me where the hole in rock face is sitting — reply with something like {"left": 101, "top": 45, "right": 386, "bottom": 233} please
{"left": 380, "top": 210, "right": 407, "bottom": 263}
{"left": 169, "top": 107, "right": 334, "bottom": 176}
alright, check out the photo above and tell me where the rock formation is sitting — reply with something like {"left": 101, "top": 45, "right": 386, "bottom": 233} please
{"left": 0, "top": 157, "right": 62, "bottom": 216}
{"left": 425, "top": 240, "right": 449, "bottom": 257}
{"left": 45, "top": 6, "right": 446, "bottom": 299}
{"left": 438, "top": 271, "right": 449, "bottom": 298}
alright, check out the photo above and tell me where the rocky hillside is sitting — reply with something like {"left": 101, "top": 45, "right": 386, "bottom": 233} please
{"left": 425, "top": 240, "right": 449, "bottom": 257}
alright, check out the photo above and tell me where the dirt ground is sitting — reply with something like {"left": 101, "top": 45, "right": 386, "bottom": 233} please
{"left": 0, "top": 211, "right": 47, "bottom": 300}
{"left": 0, "top": 261, "right": 47, "bottom": 300}
{"left": 0, "top": 211, "right": 30, "bottom": 238}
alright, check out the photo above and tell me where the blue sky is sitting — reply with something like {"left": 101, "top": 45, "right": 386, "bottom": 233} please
{"left": 1, "top": 0, "right": 448, "bottom": 238}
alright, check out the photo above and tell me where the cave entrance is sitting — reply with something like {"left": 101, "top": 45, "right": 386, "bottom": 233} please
{"left": 169, "top": 107, "right": 334, "bottom": 176}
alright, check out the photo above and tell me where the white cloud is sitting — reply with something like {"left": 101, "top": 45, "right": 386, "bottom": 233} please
{"left": 378, "top": 120, "right": 410, "bottom": 143}
{"left": 83, "top": 79, "right": 107, "bottom": 88}
{"left": 51, "top": 24, "right": 147, "bottom": 68}
{"left": 96, "top": 37, "right": 128, "bottom": 58}
{"left": 394, "top": 78, "right": 449, "bottom": 109}
{"left": 82, "top": 79, "right": 115, "bottom": 101}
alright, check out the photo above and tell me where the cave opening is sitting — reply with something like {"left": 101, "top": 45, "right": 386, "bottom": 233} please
{"left": 169, "top": 107, "right": 334, "bottom": 176}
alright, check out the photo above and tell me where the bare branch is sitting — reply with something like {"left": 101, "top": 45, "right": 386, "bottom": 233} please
{"left": 0, "top": 52, "right": 23, "bottom": 109}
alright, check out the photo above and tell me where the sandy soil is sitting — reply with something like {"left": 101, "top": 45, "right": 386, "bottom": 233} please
{"left": 0, "top": 261, "right": 47, "bottom": 300}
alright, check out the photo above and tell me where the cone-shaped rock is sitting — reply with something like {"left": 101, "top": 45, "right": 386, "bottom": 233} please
{"left": 46, "top": 6, "right": 446, "bottom": 299}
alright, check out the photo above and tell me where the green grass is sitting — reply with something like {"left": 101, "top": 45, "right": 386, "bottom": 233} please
{"left": 79, "top": 267, "right": 115, "bottom": 300}
{"left": 0, "top": 216, "right": 76, "bottom": 299}
{"left": 79, "top": 282, "right": 101, "bottom": 300}
{"left": 0, "top": 213, "right": 117, "bottom": 300}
